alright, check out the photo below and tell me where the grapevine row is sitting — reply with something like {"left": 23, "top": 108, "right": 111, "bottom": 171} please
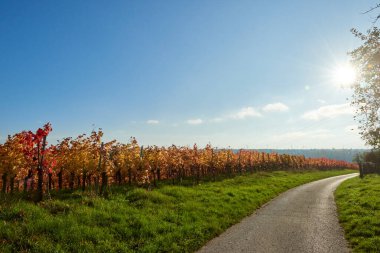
{"left": 0, "top": 123, "right": 358, "bottom": 200}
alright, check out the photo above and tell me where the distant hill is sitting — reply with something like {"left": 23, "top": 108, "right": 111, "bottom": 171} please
{"left": 252, "top": 149, "right": 368, "bottom": 163}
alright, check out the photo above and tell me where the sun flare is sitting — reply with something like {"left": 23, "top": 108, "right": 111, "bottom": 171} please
{"left": 332, "top": 63, "right": 357, "bottom": 88}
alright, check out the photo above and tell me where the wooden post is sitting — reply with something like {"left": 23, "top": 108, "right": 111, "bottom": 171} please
{"left": 2, "top": 173, "right": 7, "bottom": 193}
{"left": 128, "top": 168, "right": 132, "bottom": 185}
{"left": 99, "top": 142, "right": 108, "bottom": 195}
{"left": 238, "top": 150, "right": 242, "bottom": 174}
{"left": 69, "top": 172, "right": 75, "bottom": 190}
{"left": 82, "top": 171, "right": 87, "bottom": 191}
{"left": 10, "top": 176, "right": 15, "bottom": 193}
{"left": 48, "top": 173, "right": 52, "bottom": 191}
{"left": 100, "top": 171, "right": 107, "bottom": 195}
{"left": 58, "top": 170, "right": 63, "bottom": 190}
{"left": 36, "top": 136, "right": 47, "bottom": 202}
{"left": 116, "top": 169, "right": 122, "bottom": 185}
{"left": 359, "top": 163, "right": 364, "bottom": 179}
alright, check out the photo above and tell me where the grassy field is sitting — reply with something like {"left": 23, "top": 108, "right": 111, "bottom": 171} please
{"left": 335, "top": 174, "right": 380, "bottom": 252}
{"left": 0, "top": 170, "right": 355, "bottom": 253}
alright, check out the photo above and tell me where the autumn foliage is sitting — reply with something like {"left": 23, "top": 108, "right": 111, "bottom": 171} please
{"left": 0, "top": 123, "right": 358, "bottom": 200}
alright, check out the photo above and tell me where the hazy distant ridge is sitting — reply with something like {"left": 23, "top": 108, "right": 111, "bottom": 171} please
{"left": 252, "top": 149, "right": 367, "bottom": 163}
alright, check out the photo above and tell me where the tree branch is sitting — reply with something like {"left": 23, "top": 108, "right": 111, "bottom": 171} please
{"left": 362, "top": 4, "right": 380, "bottom": 14}
{"left": 362, "top": 4, "right": 380, "bottom": 24}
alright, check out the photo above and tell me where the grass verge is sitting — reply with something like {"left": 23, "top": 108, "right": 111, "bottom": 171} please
{"left": 0, "top": 169, "right": 355, "bottom": 253}
{"left": 335, "top": 174, "right": 380, "bottom": 252}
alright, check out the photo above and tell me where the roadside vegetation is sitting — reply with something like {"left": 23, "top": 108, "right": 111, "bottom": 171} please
{"left": 335, "top": 174, "right": 380, "bottom": 252}
{"left": 0, "top": 169, "right": 355, "bottom": 253}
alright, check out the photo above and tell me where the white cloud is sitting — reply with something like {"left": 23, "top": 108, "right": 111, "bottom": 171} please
{"left": 272, "top": 129, "right": 334, "bottom": 142}
{"left": 209, "top": 107, "right": 261, "bottom": 123}
{"left": 259, "top": 128, "right": 364, "bottom": 148}
{"left": 147, "top": 120, "right": 159, "bottom": 124}
{"left": 304, "top": 85, "right": 310, "bottom": 90}
{"left": 262, "top": 102, "right": 289, "bottom": 112}
{"left": 302, "top": 103, "right": 354, "bottom": 121}
{"left": 210, "top": 117, "right": 224, "bottom": 123}
{"left": 230, "top": 107, "right": 262, "bottom": 119}
{"left": 317, "top": 99, "right": 327, "bottom": 104}
{"left": 187, "top": 118, "right": 203, "bottom": 125}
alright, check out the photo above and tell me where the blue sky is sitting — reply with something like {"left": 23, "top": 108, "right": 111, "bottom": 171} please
{"left": 0, "top": 0, "right": 378, "bottom": 148}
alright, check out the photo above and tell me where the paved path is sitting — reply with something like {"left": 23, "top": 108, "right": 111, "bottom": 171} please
{"left": 197, "top": 173, "right": 357, "bottom": 253}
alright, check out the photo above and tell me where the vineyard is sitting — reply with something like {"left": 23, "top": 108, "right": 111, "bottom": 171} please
{"left": 0, "top": 123, "right": 358, "bottom": 201}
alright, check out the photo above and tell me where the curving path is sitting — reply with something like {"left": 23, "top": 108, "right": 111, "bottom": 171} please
{"left": 197, "top": 173, "right": 357, "bottom": 253}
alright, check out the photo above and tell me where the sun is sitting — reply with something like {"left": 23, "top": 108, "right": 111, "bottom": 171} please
{"left": 332, "top": 63, "right": 357, "bottom": 88}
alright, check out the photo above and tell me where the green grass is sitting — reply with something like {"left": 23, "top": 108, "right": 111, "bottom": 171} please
{"left": 335, "top": 174, "right": 380, "bottom": 252}
{"left": 0, "top": 169, "right": 355, "bottom": 253}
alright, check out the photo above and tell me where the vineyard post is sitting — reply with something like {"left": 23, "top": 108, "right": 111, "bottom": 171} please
{"left": 211, "top": 148, "right": 216, "bottom": 181}
{"left": 69, "top": 171, "right": 75, "bottom": 191}
{"left": 128, "top": 168, "right": 132, "bottom": 185}
{"left": 359, "top": 163, "right": 364, "bottom": 179}
{"left": 156, "top": 148, "right": 161, "bottom": 183}
{"left": 99, "top": 142, "right": 108, "bottom": 195}
{"left": 98, "top": 141, "right": 103, "bottom": 194}
{"left": 77, "top": 175, "right": 80, "bottom": 189}
{"left": 94, "top": 176, "right": 99, "bottom": 192}
{"left": 100, "top": 171, "right": 107, "bottom": 195}
{"left": 48, "top": 172, "right": 52, "bottom": 191}
{"left": 157, "top": 162, "right": 161, "bottom": 182}
{"left": 196, "top": 164, "right": 200, "bottom": 184}
{"left": 36, "top": 136, "right": 47, "bottom": 202}
{"left": 58, "top": 169, "right": 63, "bottom": 190}
{"left": 10, "top": 175, "right": 15, "bottom": 193}
{"left": 226, "top": 150, "right": 231, "bottom": 175}
{"left": 23, "top": 169, "right": 32, "bottom": 192}
{"left": 69, "top": 172, "right": 75, "bottom": 190}
{"left": 238, "top": 149, "right": 242, "bottom": 174}
{"left": 116, "top": 169, "right": 122, "bottom": 185}
{"left": 151, "top": 161, "right": 157, "bottom": 187}
{"left": 171, "top": 166, "right": 175, "bottom": 185}
{"left": 1, "top": 172, "right": 7, "bottom": 193}
{"left": 249, "top": 154, "right": 253, "bottom": 173}
{"left": 177, "top": 152, "right": 183, "bottom": 183}
{"left": 23, "top": 176, "right": 27, "bottom": 192}
{"left": 82, "top": 168, "right": 87, "bottom": 191}
{"left": 87, "top": 174, "right": 92, "bottom": 191}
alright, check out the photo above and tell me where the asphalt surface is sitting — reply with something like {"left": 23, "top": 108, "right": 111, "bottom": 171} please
{"left": 197, "top": 173, "right": 357, "bottom": 253}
